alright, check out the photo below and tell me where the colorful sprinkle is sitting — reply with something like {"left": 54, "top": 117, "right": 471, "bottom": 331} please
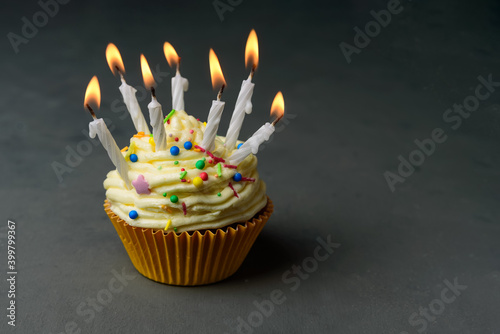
{"left": 161, "top": 205, "right": 172, "bottom": 213}
{"left": 162, "top": 192, "right": 167, "bottom": 197}
{"left": 175, "top": 137, "right": 179, "bottom": 142}
{"left": 132, "top": 174, "right": 150, "bottom": 194}
{"left": 174, "top": 227, "right": 178, "bottom": 232}
{"left": 181, "top": 168, "right": 185, "bottom": 171}
{"left": 129, "top": 210, "right": 138, "bottom": 219}
{"left": 164, "top": 109, "right": 176, "bottom": 122}
{"left": 208, "top": 159, "right": 213, "bottom": 164}
{"left": 228, "top": 182, "right": 239, "bottom": 198}
{"left": 170, "top": 195, "right": 178, "bottom": 203}
{"left": 200, "top": 172, "right": 208, "bottom": 181}
{"left": 182, "top": 202, "right": 187, "bottom": 216}
{"left": 164, "top": 219, "right": 172, "bottom": 231}
{"left": 170, "top": 146, "right": 180, "bottom": 156}
{"left": 217, "top": 192, "right": 221, "bottom": 197}
{"left": 180, "top": 171, "right": 187, "bottom": 179}
{"left": 124, "top": 142, "right": 136, "bottom": 160}
{"left": 157, "top": 166, "right": 162, "bottom": 170}
{"left": 130, "top": 154, "right": 138, "bottom": 162}
{"left": 181, "top": 179, "right": 187, "bottom": 182}
{"left": 189, "top": 129, "right": 194, "bottom": 134}
{"left": 217, "top": 163, "right": 222, "bottom": 177}
{"left": 206, "top": 150, "right": 225, "bottom": 163}
{"left": 196, "top": 160, "right": 205, "bottom": 170}
{"left": 174, "top": 161, "right": 179, "bottom": 165}
{"left": 233, "top": 173, "right": 242, "bottom": 182}
{"left": 150, "top": 134, "right": 153, "bottom": 137}
{"left": 193, "top": 176, "right": 203, "bottom": 187}
{"left": 149, "top": 137, "right": 155, "bottom": 151}
{"left": 133, "top": 131, "right": 146, "bottom": 138}
{"left": 169, "top": 133, "right": 173, "bottom": 137}
{"left": 224, "top": 164, "right": 237, "bottom": 169}
{"left": 242, "top": 177, "right": 256, "bottom": 182}
{"left": 194, "top": 145, "right": 205, "bottom": 152}
{"left": 184, "top": 141, "right": 193, "bottom": 150}
{"left": 237, "top": 143, "right": 243, "bottom": 149}
{"left": 121, "top": 146, "right": 128, "bottom": 152}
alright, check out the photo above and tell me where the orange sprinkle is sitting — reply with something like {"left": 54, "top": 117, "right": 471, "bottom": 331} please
{"left": 121, "top": 146, "right": 129, "bottom": 152}
{"left": 133, "top": 131, "right": 146, "bottom": 138}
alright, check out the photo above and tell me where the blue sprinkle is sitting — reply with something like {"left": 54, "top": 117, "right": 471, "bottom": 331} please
{"left": 233, "top": 173, "right": 242, "bottom": 182}
{"left": 184, "top": 141, "right": 193, "bottom": 150}
{"left": 237, "top": 143, "right": 243, "bottom": 149}
{"left": 129, "top": 210, "right": 138, "bottom": 219}
{"left": 130, "top": 154, "right": 138, "bottom": 162}
{"left": 170, "top": 146, "right": 180, "bottom": 156}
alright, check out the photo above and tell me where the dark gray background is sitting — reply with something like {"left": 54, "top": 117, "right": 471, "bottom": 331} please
{"left": 1, "top": 0, "right": 499, "bottom": 333}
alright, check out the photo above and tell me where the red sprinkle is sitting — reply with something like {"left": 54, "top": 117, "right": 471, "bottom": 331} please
{"left": 241, "top": 177, "right": 256, "bottom": 182}
{"left": 223, "top": 164, "right": 237, "bottom": 169}
{"left": 175, "top": 137, "right": 179, "bottom": 142}
{"left": 194, "top": 145, "right": 205, "bottom": 152}
{"left": 208, "top": 159, "right": 213, "bottom": 164}
{"left": 206, "top": 150, "right": 225, "bottom": 163}
{"left": 181, "top": 168, "right": 185, "bottom": 171}
{"left": 181, "top": 179, "right": 186, "bottom": 182}
{"left": 182, "top": 202, "right": 187, "bottom": 215}
{"left": 167, "top": 119, "right": 170, "bottom": 124}
{"left": 200, "top": 172, "right": 208, "bottom": 181}
{"left": 228, "top": 182, "right": 239, "bottom": 198}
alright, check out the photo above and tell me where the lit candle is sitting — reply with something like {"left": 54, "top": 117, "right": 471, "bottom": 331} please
{"left": 228, "top": 92, "right": 284, "bottom": 165}
{"left": 225, "top": 29, "right": 259, "bottom": 150}
{"left": 140, "top": 54, "right": 167, "bottom": 151}
{"left": 200, "top": 49, "right": 226, "bottom": 152}
{"left": 163, "top": 42, "right": 189, "bottom": 111}
{"left": 84, "top": 76, "right": 130, "bottom": 188}
{"left": 105, "top": 43, "right": 150, "bottom": 134}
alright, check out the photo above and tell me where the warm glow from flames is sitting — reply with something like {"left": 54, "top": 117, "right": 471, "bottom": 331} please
{"left": 245, "top": 29, "right": 259, "bottom": 70}
{"left": 140, "top": 54, "right": 156, "bottom": 89}
{"left": 270, "top": 91, "right": 284, "bottom": 118}
{"left": 84, "top": 76, "right": 101, "bottom": 109}
{"left": 163, "top": 42, "right": 179, "bottom": 68}
{"left": 105, "top": 43, "right": 125, "bottom": 76}
{"left": 209, "top": 48, "right": 226, "bottom": 89}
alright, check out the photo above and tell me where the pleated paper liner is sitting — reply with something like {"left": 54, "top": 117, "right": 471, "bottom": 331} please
{"left": 104, "top": 198, "right": 273, "bottom": 286}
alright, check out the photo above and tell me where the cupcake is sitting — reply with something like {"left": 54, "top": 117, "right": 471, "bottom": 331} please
{"left": 103, "top": 110, "right": 273, "bottom": 285}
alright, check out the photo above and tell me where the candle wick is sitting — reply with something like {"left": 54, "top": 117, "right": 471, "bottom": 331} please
{"left": 217, "top": 84, "right": 225, "bottom": 101}
{"left": 249, "top": 64, "right": 256, "bottom": 80}
{"left": 150, "top": 86, "right": 156, "bottom": 99}
{"left": 116, "top": 67, "right": 125, "bottom": 81}
{"left": 86, "top": 104, "right": 97, "bottom": 120}
{"left": 271, "top": 114, "right": 283, "bottom": 126}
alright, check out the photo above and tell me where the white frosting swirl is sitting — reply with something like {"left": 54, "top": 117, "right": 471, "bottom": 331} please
{"left": 104, "top": 110, "right": 267, "bottom": 232}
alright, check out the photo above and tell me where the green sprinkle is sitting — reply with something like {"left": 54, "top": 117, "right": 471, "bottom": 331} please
{"left": 217, "top": 192, "right": 221, "bottom": 197}
{"left": 217, "top": 162, "right": 222, "bottom": 177}
{"left": 165, "top": 109, "right": 176, "bottom": 122}
{"left": 174, "top": 227, "right": 178, "bottom": 232}
{"left": 196, "top": 160, "right": 205, "bottom": 170}
{"left": 170, "top": 195, "right": 178, "bottom": 203}
{"left": 162, "top": 192, "right": 167, "bottom": 197}
{"left": 150, "top": 134, "right": 153, "bottom": 137}
{"left": 179, "top": 171, "right": 187, "bottom": 179}
{"left": 157, "top": 166, "right": 162, "bottom": 170}
{"left": 203, "top": 157, "right": 206, "bottom": 161}
{"left": 174, "top": 161, "right": 179, "bottom": 165}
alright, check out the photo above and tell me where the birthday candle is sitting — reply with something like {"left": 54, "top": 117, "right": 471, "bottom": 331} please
{"left": 164, "top": 42, "right": 189, "bottom": 111}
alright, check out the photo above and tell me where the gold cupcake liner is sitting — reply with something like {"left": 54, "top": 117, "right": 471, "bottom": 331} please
{"left": 104, "top": 198, "right": 273, "bottom": 286}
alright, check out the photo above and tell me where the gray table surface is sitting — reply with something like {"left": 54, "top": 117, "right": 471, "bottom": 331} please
{"left": 1, "top": 0, "right": 500, "bottom": 333}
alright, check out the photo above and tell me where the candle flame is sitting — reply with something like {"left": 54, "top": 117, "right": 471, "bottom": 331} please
{"left": 209, "top": 48, "right": 226, "bottom": 89}
{"left": 140, "top": 54, "right": 156, "bottom": 90}
{"left": 270, "top": 91, "right": 284, "bottom": 119}
{"left": 245, "top": 29, "right": 259, "bottom": 70}
{"left": 163, "top": 42, "right": 179, "bottom": 68}
{"left": 84, "top": 76, "right": 101, "bottom": 110}
{"left": 105, "top": 43, "right": 125, "bottom": 76}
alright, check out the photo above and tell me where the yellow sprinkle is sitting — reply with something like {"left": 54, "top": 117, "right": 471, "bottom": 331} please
{"left": 164, "top": 219, "right": 172, "bottom": 231}
{"left": 193, "top": 176, "right": 203, "bottom": 187}
{"left": 124, "top": 141, "right": 136, "bottom": 160}
{"left": 203, "top": 122, "right": 207, "bottom": 126}
{"left": 121, "top": 146, "right": 128, "bottom": 152}
{"left": 149, "top": 137, "right": 155, "bottom": 151}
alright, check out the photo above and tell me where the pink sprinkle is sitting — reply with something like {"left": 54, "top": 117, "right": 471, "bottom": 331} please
{"left": 196, "top": 118, "right": 200, "bottom": 121}
{"left": 242, "top": 177, "right": 256, "bottom": 182}
{"left": 228, "top": 182, "right": 239, "bottom": 198}
{"left": 175, "top": 137, "right": 179, "bottom": 142}
{"left": 223, "top": 164, "right": 237, "bottom": 169}
{"left": 194, "top": 145, "right": 205, "bottom": 152}
{"left": 169, "top": 133, "right": 173, "bottom": 137}
{"left": 206, "top": 150, "right": 225, "bottom": 163}
{"left": 189, "top": 129, "right": 194, "bottom": 134}
{"left": 182, "top": 202, "right": 187, "bottom": 215}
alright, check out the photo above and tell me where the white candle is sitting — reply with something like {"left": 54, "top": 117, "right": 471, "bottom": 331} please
{"left": 171, "top": 71, "right": 189, "bottom": 111}
{"left": 201, "top": 100, "right": 225, "bottom": 152}
{"left": 148, "top": 97, "right": 167, "bottom": 151}
{"left": 89, "top": 118, "right": 131, "bottom": 187}
{"left": 224, "top": 77, "right": 254, "bottom": 150}
{"left": 228, "top": 122, "right": 274, "bottom": 165}
{"left": 119, "top": 78, "right": 151, "bottom": 134}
